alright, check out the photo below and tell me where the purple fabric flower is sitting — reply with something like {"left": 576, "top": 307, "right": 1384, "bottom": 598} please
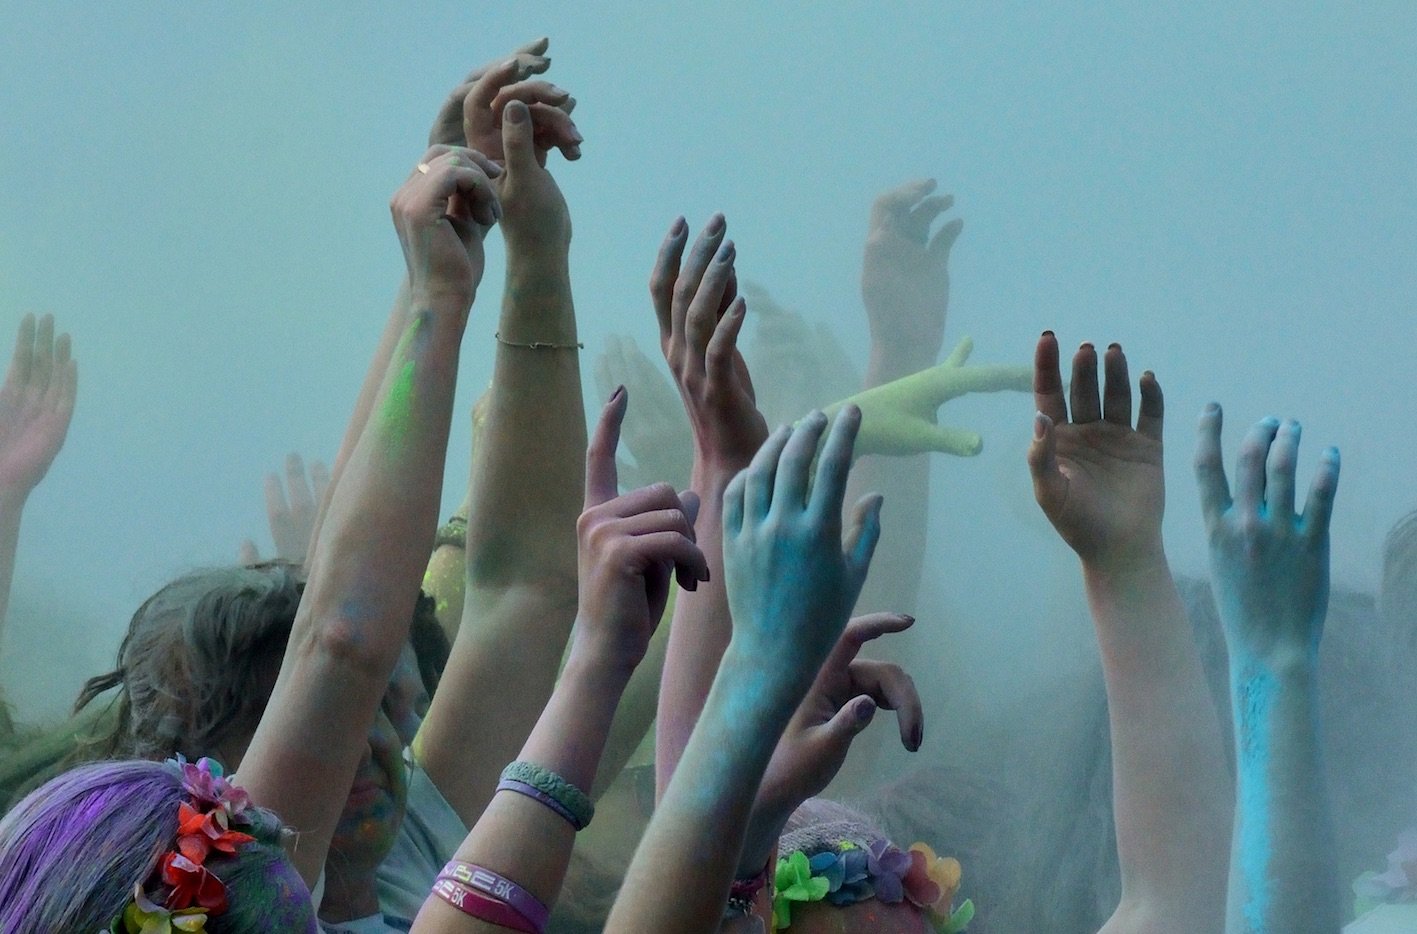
{"left": 868, "top": 839, "right": 911, "bottom": 904}
{"left": 169, "top": 756, "right": 252, "bottom": 822}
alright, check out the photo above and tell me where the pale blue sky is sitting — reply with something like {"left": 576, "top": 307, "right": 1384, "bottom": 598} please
{"left": 3, "top": 2, "right": 1414, "bottom": 718}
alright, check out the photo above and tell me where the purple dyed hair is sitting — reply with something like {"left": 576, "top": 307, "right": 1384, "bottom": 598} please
{"left": 0, "top": 759, "right": 313, "bottom": 933}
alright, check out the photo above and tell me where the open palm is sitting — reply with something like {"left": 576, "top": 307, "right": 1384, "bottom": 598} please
{"left": 1029, "top": 333, "right": 1165, "bottom": 565}
{"left": 0, "top": 315, "right": 76, "bottom": 496}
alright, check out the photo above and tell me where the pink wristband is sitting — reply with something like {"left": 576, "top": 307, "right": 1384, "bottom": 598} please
{"left": 431, "top": 877, "right": 537, "bottom": 933}
{"left": 439, "top": 860, "right": 549, "bottom": 932}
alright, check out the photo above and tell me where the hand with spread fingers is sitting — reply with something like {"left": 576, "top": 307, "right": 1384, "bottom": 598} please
{"left": 258, "top": 453, "right": 329, "bottom": 565}
{"left": 1196, "top": 409, "right": 1340, "bottom": 663}
{"left": 861, "top": 178, "right": 963, "bottom": 368}
{"left": 427, "top": 38, "right": 557, "bottom": 149}
{"left": 576, "top": 388, "right": 709, "bottom": 671}
{"left": 825, "top": 336, "right": 1031, "bottom": 458}
{"left": 392, "top": 145, "right": 502, "bottom": 308}
{"left": 741, "top": 281, "right": 861, "bottom": 427}
{"left": 0, "top": 314, "right": 77, "bottom": 499}
{"left": 1195, "top": 406, "right": 1342, "bottom": 933}
{"left": 723, "top": 408, "right": 882, "bottom": 679}
{"left": 651, "top": 214, "right": 766, "bottom": 474}
{"left": 1027, "top": 331, "right": 1165, "bottom": 567}
{"left": 593, "top": 334, "right": 692, "bottom": 491}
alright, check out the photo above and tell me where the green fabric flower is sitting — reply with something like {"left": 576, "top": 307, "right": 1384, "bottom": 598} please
{"left": 773, "top": 850, "right": 830, "bottom": 929}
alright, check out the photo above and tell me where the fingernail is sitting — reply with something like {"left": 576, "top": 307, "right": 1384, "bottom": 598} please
{"left": 1204, "top": 402, "right": 1221, "bottom": 415}
{"left": 901, "top": 614, "right": 915, "bottom": 624}
{"left": 671, "top": 216, "right": 687, "bottom": 235}
{"left": 1262, "top": 415, "right": 1280, "bottom": 428}
{"left": 550, "top": 84, "right": 569, "bottom": 97}
{"left": 1041, "top": 329, "right": 1055, "bottom": 338}
{"left": 506, "top": 102, "right": 529, "bottom": 124}
{"left": 717, "top": 240, "right": 736, "bottom": 264}
{"left": 707, "top": 213, "right": 726, "bottom": 235}
{"left": 570, "top": 127, "right": 585, "bottom": 144}
{"left": 610, "top": 384, "right": 626, "bottom": 403}
{"left": 1033, "top": 412, "right": 1047, "bottom": 439}
{"left": 484, "top": 161, "right": 503, "bottom": 176}
{"left": 856, "top": 701, "right": 876, "bottom": 724}
{"left": 701, "top": 567, "right": 711, "bottom": 582}
{"left": 1079, "top": 341, "right": 1094, "bottom": 351}
{"left": 1324, "top": 446, "right": 1340, "bottom": 463}
{"left": 1107, "top": 342, "right": 1121, "bottom": 351}
{"left": 911, "top": 723, "right": 923, "bottom": 749}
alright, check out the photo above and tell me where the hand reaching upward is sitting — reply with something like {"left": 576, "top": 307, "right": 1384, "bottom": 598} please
{"left": 0, "top": 314, "right": 77, "bottom": 498}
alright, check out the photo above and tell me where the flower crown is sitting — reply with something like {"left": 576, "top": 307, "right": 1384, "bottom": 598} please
{"left": 772, "top": 839, "right": 974, "bottom": 933}
{"left": 108, "top": 757, "right": 256, "bottom": 934}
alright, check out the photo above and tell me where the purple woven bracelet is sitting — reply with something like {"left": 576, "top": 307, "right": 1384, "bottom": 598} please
{"left": 496, "top": 777, "right": 584, "bottom": 830}
{"left": 438, "top": 860, "right": 549, "bottom": 932}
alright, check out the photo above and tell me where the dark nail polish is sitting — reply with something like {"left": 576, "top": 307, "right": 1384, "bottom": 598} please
{"left": 718, "top": 240, "right": 736, "bottom": 263}
{"left": 1108, "top": 342, "right": 1121, "bottom": 351}
{"left": 1041, "top": 329, "right": 1055, "bottom": 338}
{"left": 707, "top": 214, "right": 726, "bottom": 235}
{"left": 610, "top": 384, "right": 626, "bottom": 403}
{"left": 671, "top": 216, "right": 687, "bottom": 235}
{"left": 912, "top": 724, "right": 923, "bottom": 749}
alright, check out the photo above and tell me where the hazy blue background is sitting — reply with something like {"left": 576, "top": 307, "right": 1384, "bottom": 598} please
{"left": 2, "top": 2, "right": 1414, "bottom": 732}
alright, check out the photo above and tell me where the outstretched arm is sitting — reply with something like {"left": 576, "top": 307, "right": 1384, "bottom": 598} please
{"left": 1195, "top": 408, "right": 1342, "bottom": 933}
{"left": 412, "top": 391, "right": 707, "bottom": 932}
{"left": 849, "top": 178, "right": 962, "bottom": 615}
{"left": 0, "top": 314, "right": 76, "bottom": 648}
{"left": 238, "top": 146, "right": 500, "bottom": 887}
{"left": 1028, "top": 333, "right": 1231, "bottom": 933}
{"left": 651, "top": 214, "right": 769, "bottom": 793}
{"left": 415, "top": 62, "right": 589, "bottom": 826}
{"left": 612, "top": 408, "right": 882, "bottom": 933}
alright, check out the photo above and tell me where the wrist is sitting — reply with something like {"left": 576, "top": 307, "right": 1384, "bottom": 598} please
{"left": 563, "top": 633, "right": 638, "bottom": 692}
{"left": 408, "top": 286, "right": 475, "bottom": 317}
{"left": 868, "top": 342, "right": 939, "bottom": 385}
{"left": 717, "top": 640, "right": 812, "bottom": 718}
{"left": 1079, "top": 539, "right": 1169, "bottom": 584}
{"left": 738, "top": 805, "right": 791, "bottom": 876}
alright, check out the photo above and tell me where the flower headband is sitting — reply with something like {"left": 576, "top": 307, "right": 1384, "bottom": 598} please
{"left": 109, "top": 757, "right": 256, "bottom": 934}
{"left": 772, "top": 839, "right": 974, "bottom": 933}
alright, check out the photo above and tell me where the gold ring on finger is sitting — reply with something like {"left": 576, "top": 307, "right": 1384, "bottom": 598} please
{"left": 416, "top": 162, "right": 431, "bottom": 175}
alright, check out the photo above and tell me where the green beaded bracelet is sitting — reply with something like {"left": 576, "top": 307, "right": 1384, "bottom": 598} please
{"left": 500, "top": 761, "right": 594, "bottom": 830}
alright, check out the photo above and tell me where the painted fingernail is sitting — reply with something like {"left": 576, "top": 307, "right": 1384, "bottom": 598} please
{"left": 1034, "top": 412, "right": 1048, "bottom": 439}
{"left": 1041, "top": 329, "right": 1055, "bottom": 338}
{"left": 717, "top": 240, "right": 736, "bottom": 263}
{"left": 1108, "top": 342, "right": 1121, "bottom": 351}
{"left": 856, "top": 700, "right": 876, "bottom": 724}
{"left": 610, "top": 384, "right": 626, "bottom": 403}
{"left": 1204, "top": 402, "right": 1221, "bottom": 415}
{"left": 570, "top": 127, "right": 585, "bottom": 144}
{"left": 1079, "top": 341, "right": 1094, "bottom": 351}
{"left": 911, "top": 723, "right": 923, "bottom": 749}
{"left": 900, "top": 614, "right": 915, "bottom": 624}
{"left": 707, "top": 213, "right": 726, "bottom": 235}
{"left": 1262, "top": 415, "right": 1280, "bottom": 428}
{"left": 671, "top": 216, "right": 687, "bottom": 235}
{"left": 506, "top": 102, "right": 529, "bottom": 124}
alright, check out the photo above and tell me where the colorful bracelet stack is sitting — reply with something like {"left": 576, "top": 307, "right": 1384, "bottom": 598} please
{"left": 726, "top": 860, "right": 772, "bottom": 918}
{"left": 429, "top": 860, "right": 549, "bottom": 934}
{"left": 496, "top": 760, "right": 595, "bottom": 831}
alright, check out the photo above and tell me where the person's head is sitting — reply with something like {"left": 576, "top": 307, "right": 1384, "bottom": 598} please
{"left": 0, "top": 758, "right": 315, "bottom": 933}
{"left": 72, "top": 563, "right": 451, "bottom": 876}
{"left": 773, "top": 798, "right": 958, "bottom": 934}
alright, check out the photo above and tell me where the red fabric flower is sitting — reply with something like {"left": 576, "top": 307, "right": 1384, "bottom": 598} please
{"left": 160, "top": 852, "right": 228, "bottom": 914}
{"left": 175, "top": 802, "right": 255, "bottom": 864}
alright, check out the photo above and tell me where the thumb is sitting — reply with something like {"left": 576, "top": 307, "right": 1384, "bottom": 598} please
{"left": 238, "top": 539, "right": 261, "bottom": 565}
{"left": 1027, "top": 411, "right": 1067, "bottom": 515}
{"left": 500, "top": 100, "right": 536, "bottom": 172}
{"left": 820, "top": 695, "right": 878, "bottom": 752}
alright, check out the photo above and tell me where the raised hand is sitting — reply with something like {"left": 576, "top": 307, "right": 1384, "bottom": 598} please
{"left": 0, "top": 315, "right": 77, "bottom": 498}
{"left": 426, "top": 38, "right": 555, "bottom": 149}
{"left": 593, "top": 335, "right": 692, "bottom": 491}
{"left": 861, "top": 178, "right": 963, "bottom": 366}
{"left": 449, "top": 39, "right": 581, "bottom": 166}
{"left": 741, "top": 281, "right": 861, "bottom": 427}
{"left": 1028, "top": 332, "right": 1165, "bottom": 566}
{"left": 825, "top": 337, "right": 1030, "bottom": 458}
{"left": 651, "top": 215, "right": 767, "bottom": 474}
{"left": 391, "top": 146, "right": 501, "bottom": 308}
{"left": 1196, "top": 408, "right": 1339, "bottom": 663}
{"left": 723, "top": 407, "right": 881, "bottom": 683}
{"left": 576, "top": 389, "right": 709, "bottom": 669}
{"left": 738, "top": 613, "right": 921, "bottom": 872}
{"left": 263, "top": 453, "right": 329, "bottom": 564}
{"left": 492, "top": 98, "right": 573, "bottom": 255}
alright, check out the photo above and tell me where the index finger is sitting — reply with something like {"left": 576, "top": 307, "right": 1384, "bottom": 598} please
{"left": 822, "top": 612, "right": 916, "bottom": 671}
{"left": 650, "top": 218, "right": 689, "bottom": 344}
{"left": 586, "top": 386, "right": 628, "bottom": 507}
